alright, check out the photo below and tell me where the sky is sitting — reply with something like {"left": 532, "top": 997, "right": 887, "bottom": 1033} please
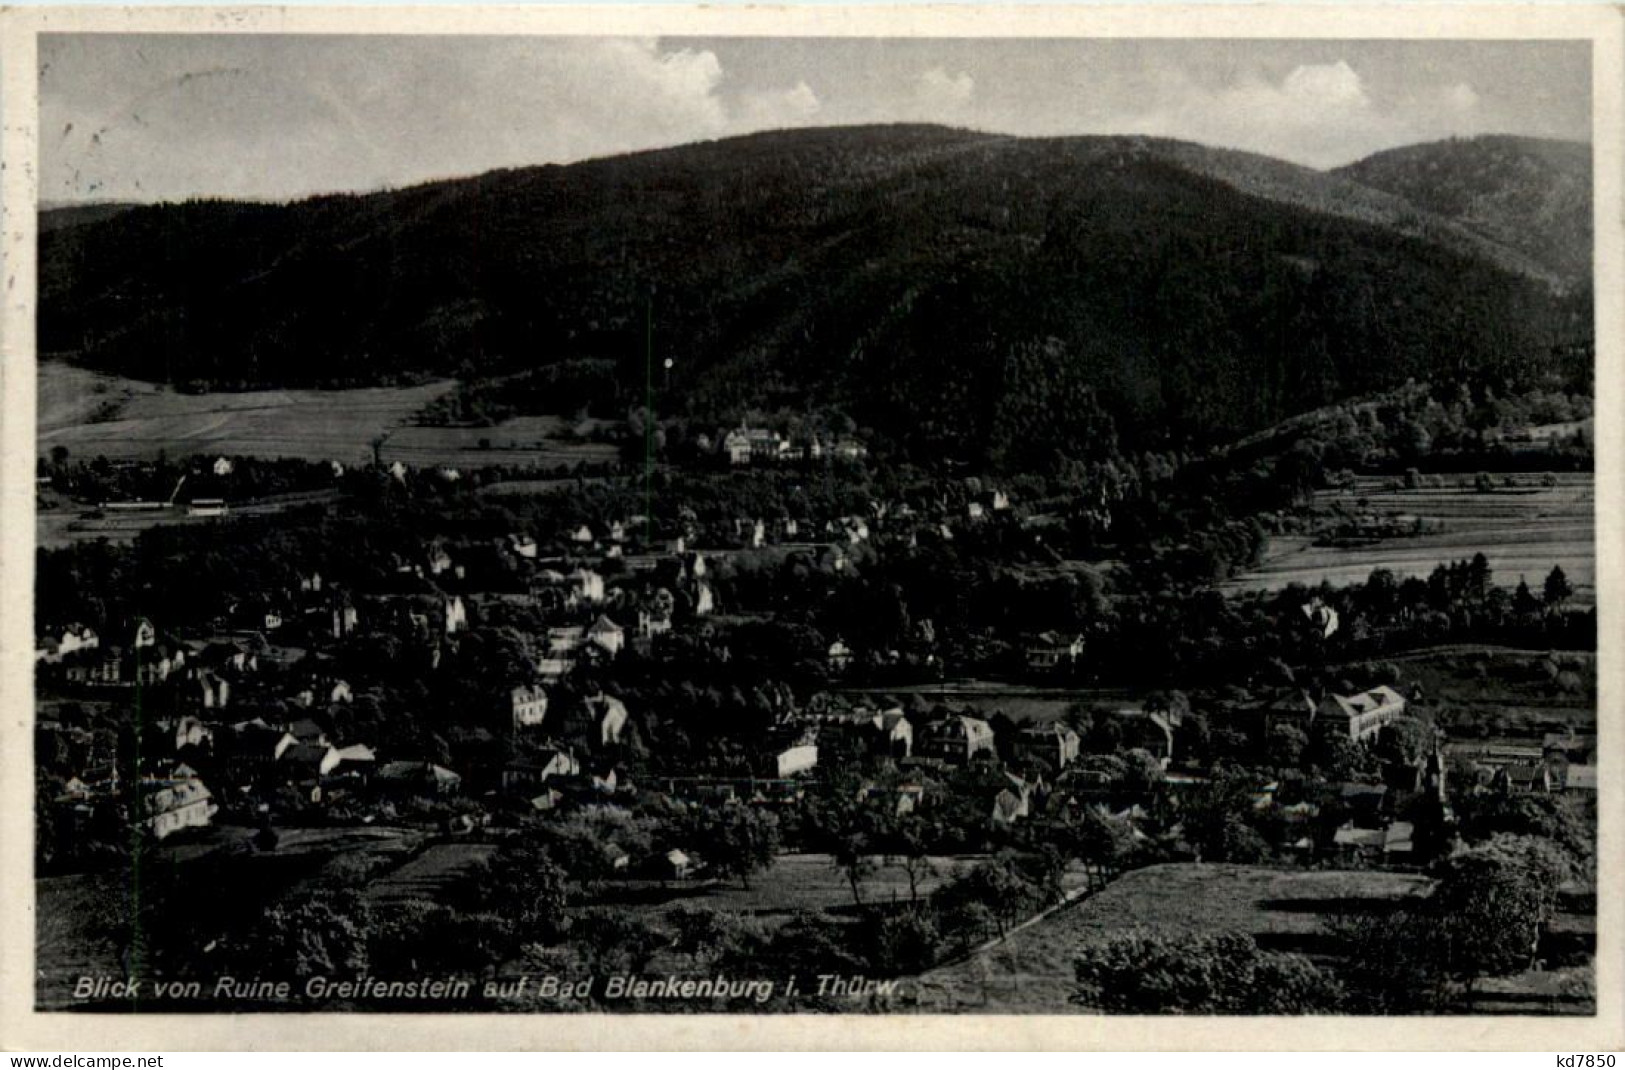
{"left": 39, "top": 35, "right": 1592, "bottom": 204}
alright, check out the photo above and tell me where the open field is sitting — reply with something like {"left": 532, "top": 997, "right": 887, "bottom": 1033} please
{"left": 38, "top": 362, "right": 455, "bottom": 465}
{"left": 1224, "top": 473, "right": 1593, "bottom": 599}
{"left": 910, "top": 863, "right": 1427, "bottom": 1012}
{"left": 379, "top": 418, "right": 619, "bottom": 470}
{"left": 594, "top": 854, "right": 1096, "bottom": 925}
{"left": 38, "top": 361, "right": 617, "bottom": 470}
{"left": 364, "top": 841, "right": 498, "bottom": 908}
{"left": 36, "top": 488, "right": 346, "bottom": 550}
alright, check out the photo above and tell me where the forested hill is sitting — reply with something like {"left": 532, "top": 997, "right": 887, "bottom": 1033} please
{"left": 39, "top": 124, "right": 1592, "bottom": 463}
{"left": 1336, "top": 136, "right": 1592, "bottom": 285}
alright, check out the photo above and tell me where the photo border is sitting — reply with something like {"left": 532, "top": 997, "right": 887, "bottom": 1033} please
{"left": 2, "top": 3, "right": 1620, "bottom": 1051}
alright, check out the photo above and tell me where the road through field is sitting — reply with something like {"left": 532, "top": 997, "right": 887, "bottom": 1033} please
{"left": 1224, "top": 474, "right": 1593, "bottom": 599}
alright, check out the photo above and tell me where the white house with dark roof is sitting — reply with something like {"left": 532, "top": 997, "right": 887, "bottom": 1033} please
{"left": 1318, "top": 686, "right": 1406, "bottom": 742}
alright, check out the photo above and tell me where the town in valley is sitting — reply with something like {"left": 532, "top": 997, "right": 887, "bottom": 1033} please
{"left": 32, "top": 37, "right": 1599, "bottom": 1016}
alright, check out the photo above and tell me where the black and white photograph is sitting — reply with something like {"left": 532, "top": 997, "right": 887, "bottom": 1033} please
{"left": 5, "top": 6, "right": 1619, "bottom": 1044}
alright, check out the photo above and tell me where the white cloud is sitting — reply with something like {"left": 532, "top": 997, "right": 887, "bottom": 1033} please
{"left": 1280, "top": 60, "right": 1370, "bottom": 110}
{"left": 917, "top": 66, "right": 976, "bottom": 108}
{"left": 1097, "top": 59, "right": 1492, "bottom": 168}
{"left": 738, "top": 80, "right": 822, "bottom": 127}
{"left": 1444, "top": 82, "right": 1481, "bottom": 112}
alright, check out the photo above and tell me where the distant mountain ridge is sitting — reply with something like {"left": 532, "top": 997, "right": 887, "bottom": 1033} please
{"left": 1335, "top": 135, "right": 1592, "bottom": 286}
{"left": 38, "top": 125, "right": 1592, "bottom": 462}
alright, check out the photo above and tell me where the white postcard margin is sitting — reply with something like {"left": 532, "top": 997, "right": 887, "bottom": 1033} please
{"left": 0, "top": 2, "right": 1620, "bottom": 1051}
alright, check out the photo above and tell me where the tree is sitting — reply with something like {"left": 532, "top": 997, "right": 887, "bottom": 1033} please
{"left": 227, "top": 888, "right": 371, "bottom": 983}
{"left": 832, "top": 832, "right": 877, "bottom": 908}
{"left": 1268, "top": 723, "right": 1309, "bottom": 768}
{"left": 1432, "top": 838, "right": 1559, "bottom": 983}
{"left": 665, "top": 906, "right": 758, "bottom": 966}
{"left": 1073, "top": 930, "right": 1342, "bottom": 1013}
{"left": 1329, "top": 905, "right": 1454, "bottom": 1013}
{"left": 1513, "top": 578, "right": 1542, "bottom": 617}
{"left": 1543, "top": 565, "right": 1573, "bottom": 608}
{"left": 690, "top": 807, "right": 781, "bottom": 890}
{"left": 1376, "top": 716, "right": 1431, "bottom": 768}
{"left": 886, "top": 815, "right": 938, "bottom": 905}
{"left": 1455, "top": 793, "right": 1592, "bottom": 866}
{"left": 570, "top": 909, "right": 665, "bottom": 976}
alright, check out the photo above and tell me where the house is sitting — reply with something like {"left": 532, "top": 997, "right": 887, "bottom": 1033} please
{"left": 827, "top": 639, "right": 854, "bottom": 673}
{"left": 1119, "top": 711, "right": 1176, "bottom": 767}
{"left": 137, "top": 770, "right": 218, "bottom": 839}
{"left": 510, "top": 534, "right": 539, "bottom": 560}
{"left": 427, "top": 547, "right": 454, "bottom": 576}
{"left": 990, "top": 776, "right": 1040, "bottom": 827}
{"left": 1318, "top": 686, "right": 1406, "bottom": 742}
{"left": 774, "top": 742, "right": 819, "bottom": 778}
{"left": 171, "top": 714, "right": 213, "bottom": 751}
{"left": 917, "top": 716, "right": 996, "bottom": 764}
{"left": 376, "top": 761, "right": 462, "bottom": 797}
{"left": 331, "top": 600, "right": 359, "bottom": 638}
{"left": 636, "top": 610, "right": 671, "bottom": 639}
{"left": 571, "top": 569, "right": 606, "bottom": 605}
{"left": 1261, "top": 692, "right": 1318, "bottom": 735}
{"left": 1332, "top": 820, "right": 1413, "bottom": 863}
{"left": 1025, "top": 633, "right": 1084, "bottom": 672}
{"left": 194, "top": 670, "right": 231, "bottom": 710}
{"left": 814, "top": 708, "right": 913, "bottom": 760}
{"left": 588, "top": 615, "right": 625, "bottom": 657}
{"left": 600, "top": 843, "right": 632, "bottom": 872}
{"left": 748, "top": 429, "right": 784, "bottom": 463}
{"left": 833, "top": 438, "right": 868, "bottom": 462}
{"left": 991, "top": 489, "right": 1011, "bottom": 512}
{"left": 664, "top": 849, "right": 694, "bottom": 880}
{"left": 1499, "top": 762, "right": 1552, "bottom": 794}
{"left": 388, "top": 461, "right": 408, "bottom": 482}
{"left": 133, "top": 620, "right": 157, "bottom": 649}
{"left": 510, "top": 685, "right": 549, "bottom": 730}
{"left": 1555, "top": 764, "right": 1597, "bottom": 793}
{"left": 571, "top": 525, "right": 595, "bottom": 545}
{"left": 1013, "top": 723, "right": 1081, "bottom": 769}
{"left": 63, "top": 648, "right": 123, "bottom": 686}
{"left": 1299, "top": 600, "right": 1340, "bottom": 639}
{"left": 212, "top": 456, "right": 234, "bottom": 477}
{"left": 321, "top": 744, "right": 377, "bottom": 779}
{"left": 36, "top": 624, "right": 99, "bottom": 663}
{"left": 501, "top": 751, "right": 580, "bottom": 792}
{"left": 547, "top": 625, "right": 587, "bottom": 655}
{"left": 694, "top": 582, "right": 715, "bottom": 617}
{"left": 442, "top": 595, "right": 467, "bottom": 635}
{"left": 589, "top": 694, "right": 631, "bottom": 746}
{"left": 722, "top": 429, "right": 753, "bottom": 466}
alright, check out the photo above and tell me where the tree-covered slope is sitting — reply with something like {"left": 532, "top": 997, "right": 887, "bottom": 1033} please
{"left": 1336, "top": 135, "right": 1592, "bottom": 284}
{"left": 39, "top": 125, "right": 1592, "bottom": 461}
